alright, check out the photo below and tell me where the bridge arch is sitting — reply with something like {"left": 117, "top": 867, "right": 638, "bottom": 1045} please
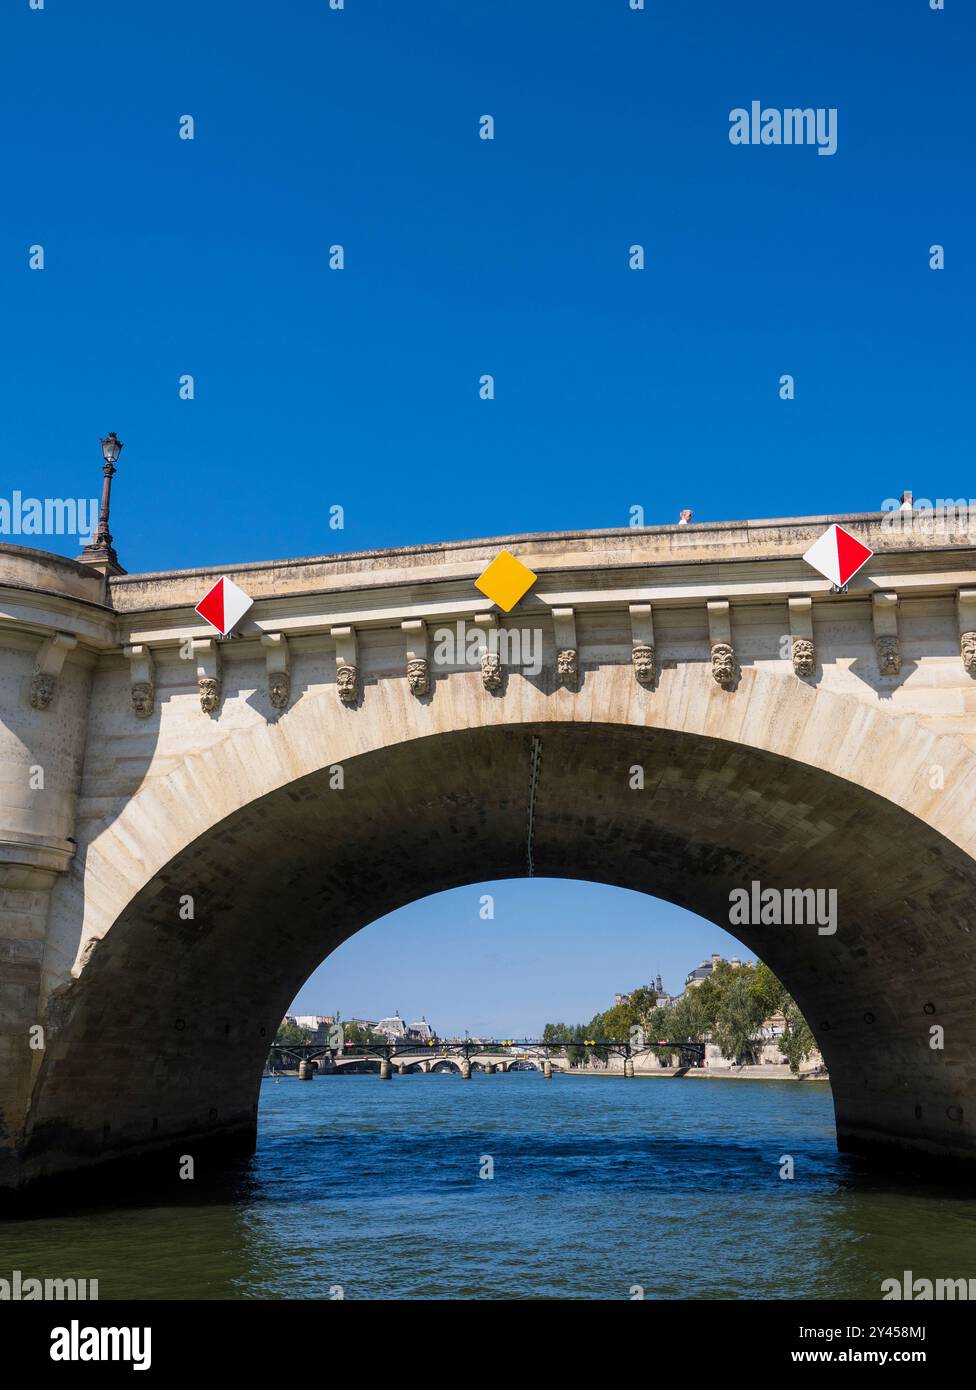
{"left": 22, "top": 663, "right": 976, "bottom": 1189}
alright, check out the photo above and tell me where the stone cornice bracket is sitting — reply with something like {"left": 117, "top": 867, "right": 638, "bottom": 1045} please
{"left": 123, "top": 643, "right": 155, "bottom": 718}
{"left": 787, "top": 596, "right": 815, "bottom": 677}
{"left": 401, "top": 619, "right": 429, "bottom": 697}
{"left": 331, "top": 626, "right": 359, "bottom": 705}
{"left": 872, "top": 592, "right": 901, "bottom": 677}
{"left": 28, "top": 631, "right": 77, "bottom": 710}
{"left": 552, "top": 607, "right": 578, "bottom": 688}
{"left": 958, "top": 590, "right": 976, "bottom": 678}
{"left": 629, "top": 604, "right": 656, "bottom": 687}
{"left": 193, "top": 638, "right": 222, "bottom": 715}
{"left": 261, "top": 632, "right": 291, "bottom": 709}
{"left": 474, "top": 612, "right": 502, "bottom": 691}
{"left": 706, "top": 600, "right": 738, "bottom": 688}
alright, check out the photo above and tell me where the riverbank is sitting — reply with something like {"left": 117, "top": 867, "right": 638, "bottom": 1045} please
{"left": 569, "top": 1065, "right": 829, "bottom": 1082}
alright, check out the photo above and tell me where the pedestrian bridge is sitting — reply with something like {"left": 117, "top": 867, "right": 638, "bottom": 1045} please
{"left": 2, "top": 510, "right": 976, "bottom": 1199}
{"left": 330, "top": 1051, "right": 559, "bottom": 1075}
{"left": 269, "top": 1038, "right": 687, "bottom": 1076}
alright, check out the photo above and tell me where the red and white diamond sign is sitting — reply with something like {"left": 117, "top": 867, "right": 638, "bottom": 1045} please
{"left": 802, "top": 524, "right": 874, "bottom": 588}
{"left": 194, "top": 576, "right": 253, "bottom": 636}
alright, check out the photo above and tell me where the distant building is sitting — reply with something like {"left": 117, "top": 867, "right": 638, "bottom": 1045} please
{"left": 344, "top": 1018, "right": 379, "bottom": 1035}
{"left": 615, "top": 974, "right": 672, "bottom": 1009}
{"left": 408, "top": 1016, "right": 435, "bottom": 1042}
{"left": 685, "top": 955, "right": 719, "bottom": 989}
{"left": 287, "top": 1014, "right": 336, "bottom": 1042}
{"left": 651, "top": 974, "right": 677, "bottom": 1008}
{"left": 375, "top": 1013, "right": 409, "bottom": 1041}
{"left": 757, "top": 1009, "right": 787, "bottom": 1039}
{"left": 684, "top": 953, "right": 754, "bottom": 990}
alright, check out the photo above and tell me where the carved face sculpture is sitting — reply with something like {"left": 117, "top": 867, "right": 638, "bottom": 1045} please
{"left": 876, "top": 635, "right": 901, "bottom": 677}
{"left": 336, "top": 664, "right": 358, "bottom": 704}
{"left": 30, "top": 671, "right": 56, "bottom": 710}
{"left": 481, "top": 651, "right": 502, "bottom": 691}
{"left": 131, "top": 681, "right": 154, "bottom": 718}
{"left": 556, "top": 648, "right": 578, "bottom": 683}
{"left": 962, "top": 631, "right": 976, "bottom": 676}
{"left": 632, "top": 643, "right": 656, "bottom": 686}
{"left": 269, "top": 671, "right": 291, "bottom": 709}
{"left": 198, "top": 676, "right": 221, "bottom": 714}
{"left": 710, "top": 642, "right": 737, "bottom": 687}
{"left": 407, "top": 658, "right": 429, "bottom": 696}
{"left": 791, "top": 638, "right": 815, "bottom": 678}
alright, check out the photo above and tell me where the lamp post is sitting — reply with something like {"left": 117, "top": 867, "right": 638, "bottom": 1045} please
{"left": 80, "top": 432, "right": 125, "bottom": 573}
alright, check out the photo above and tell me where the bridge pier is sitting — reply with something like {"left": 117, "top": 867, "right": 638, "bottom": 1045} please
{"left": 624, "top": 1057, "right": 635, "bottom": 1079}
{"left": 486, "top": 1063, "right": 496, "bottom": 1074}
{"left": 543, "top": 1060, "right": 553, "bottom": 1080}
{"left": 460, "top": 1059, "right": 471, "bottom": 1080}
{"left": 297, "top": 1060, "right": 314, "bottom": 1081}
{"left": 379, "top": 1058, "right": 393, "bottom": 1080}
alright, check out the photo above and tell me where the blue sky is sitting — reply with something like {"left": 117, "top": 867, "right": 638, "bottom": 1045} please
{"left": 290, "top": 882, "right": 749, "bottom": 1038}
{"left": 4, "top": 1, "right": 971, "bottom": 1033}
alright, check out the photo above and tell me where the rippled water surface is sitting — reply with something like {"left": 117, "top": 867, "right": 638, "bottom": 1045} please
{"left": 3, "top": 1073, "right": 975, "bottom": 1300}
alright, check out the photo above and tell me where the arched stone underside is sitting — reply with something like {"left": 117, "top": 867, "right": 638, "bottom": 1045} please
{"left": 15, "top": 659, "right": 976, "bottom": 1196}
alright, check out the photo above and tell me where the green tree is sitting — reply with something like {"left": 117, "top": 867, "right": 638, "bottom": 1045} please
{"left": 567, "top": 1022, "right": 588, "bottom": 1068}
{"left": 778, "top": 997, "right": 818, "bottom": 1074}
{"left": 343, "top": 1022, "right": 386, "bottom": 1048}
{"left": 749, "top": 960, "right": 786, "bottom": 1021}
{"left": 542, "top": 1022, "right": 573, "bottom": 1046}
{"left": 541, "top": 961, "right": 820, "bottom": 1074}
{"left": 712, "top": 970, "right": 765, "bottom": 1065}
{"left": 652, "top": 989, "right": 711, "bottom": 1064}
{"left": 599, "top": 1002, "right": 635, "bottom": 1043}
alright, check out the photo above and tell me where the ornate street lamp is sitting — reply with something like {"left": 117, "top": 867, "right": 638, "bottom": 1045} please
{"left": 80, "top": 432, "right": 125, "bottom": 573}
{"left": 100, "top": 431, "right": 123, "bottom": 465}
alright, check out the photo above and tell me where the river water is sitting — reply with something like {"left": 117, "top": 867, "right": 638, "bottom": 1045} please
{"left": 3, "top": 1073, "right": 975, "bottom": 1300}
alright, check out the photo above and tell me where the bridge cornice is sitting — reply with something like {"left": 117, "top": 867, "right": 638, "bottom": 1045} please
{"left": 92, "top": 516, "right": 976, "bottom": 656}
{"left": 106, "top": 511, "right": 976, "bottom": 616}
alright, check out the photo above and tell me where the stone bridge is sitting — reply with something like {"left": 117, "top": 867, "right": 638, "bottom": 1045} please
{"left": 327, "top": 1051, "right": 558, "bottom": 1075}
{"left": 3, "top": 510, "right": 976, "bottom": 1199}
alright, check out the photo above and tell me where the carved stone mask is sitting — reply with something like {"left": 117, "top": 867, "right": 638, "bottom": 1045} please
{"left": 481, "top": 651, "right": 502, "bottom": 690}
{"left": 131, "top": 681, "right": 154, "bottom": 718}
{"left": 407, "top": 658, "right": 429, "bottom": 695}
{"left": 30, "top": 671, "right": 56, "bottom": 710}
{"left": 876, "top": 635, "right": 901, "bottom": 677}
{"left": 198, "top": 676, "right": 221, "bottom": 714}
{"left": 556, "top": 649, "right": 578, "bottom": 683}
{"left": 336, "top": 664, "right": 358, "bottom": 703}
{"left": 961, "top": 632, "right": 976, "bottom": 676}
{"left": 711, "top": 642, "right": 737, "bottom": 687}
{"left": 269, "top": 672, "right": 291, "bottom": 708}
{"left": 632, "top": 643, "right": 656, "bottom": 685}
{"left": 791, "top": 638, "right": 815, "bottom": 677}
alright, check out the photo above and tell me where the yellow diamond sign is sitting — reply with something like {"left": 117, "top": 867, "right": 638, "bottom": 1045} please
{"left": 474, "top": 550, "right": 538, "bottom": 612}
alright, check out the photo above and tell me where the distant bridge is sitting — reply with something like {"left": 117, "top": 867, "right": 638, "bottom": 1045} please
{"left": 269, "top": 1038, "right": 707, "bottom": 1078}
